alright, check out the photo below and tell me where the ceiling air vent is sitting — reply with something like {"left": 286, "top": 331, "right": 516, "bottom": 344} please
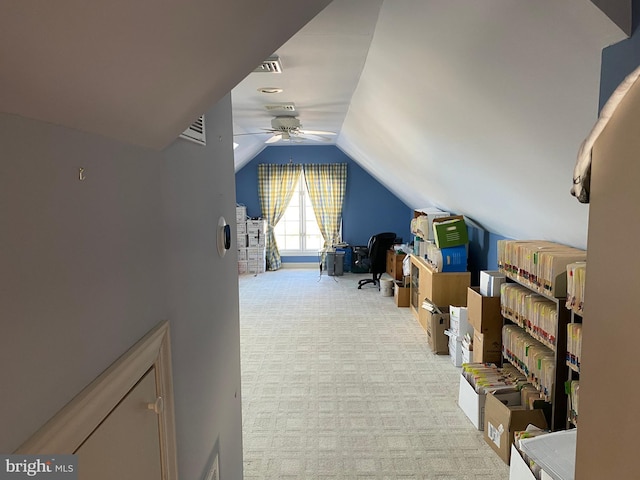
{"left": 264, "top": 103, "right": 297, "bottom": 114}
{"left": 253, "top": 56, "right": 283, "bottom": 73}
{"left": 180, "top": 115, "right": 206, "bottom": 145}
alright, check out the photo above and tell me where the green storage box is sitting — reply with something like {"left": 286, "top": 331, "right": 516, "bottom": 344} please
{"left": 433, "top": 216, "right": 468, "bottom": 248}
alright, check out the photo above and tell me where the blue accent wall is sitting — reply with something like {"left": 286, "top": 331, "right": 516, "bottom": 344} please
{"left": 467, "top": 225, "right": 510, "bottom": 286}
{"left": 235, "top": 145, "right": 413, "bottom": 261}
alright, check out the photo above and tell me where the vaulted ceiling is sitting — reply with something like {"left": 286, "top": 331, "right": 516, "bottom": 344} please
{"left": 232, "top": 0, "right": 628, "bottom": 249}
{"left": 0, "top": 1, "right": 628, "bottom": 250}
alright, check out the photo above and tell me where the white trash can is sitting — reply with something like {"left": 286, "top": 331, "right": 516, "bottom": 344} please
{"left": 380, "top": 278, "right": 394, "bottom": 296}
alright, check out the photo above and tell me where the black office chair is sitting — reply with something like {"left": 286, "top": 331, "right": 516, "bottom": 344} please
{"left": 356, "top": 232, "right": 397, "bottom": 289}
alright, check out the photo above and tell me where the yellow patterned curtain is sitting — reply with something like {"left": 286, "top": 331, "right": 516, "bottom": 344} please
{"left": 258, "top": 163, "right": 302, "bottom": 271}
{"left": 303, "top": 163, "right": 348, "bottom": 252}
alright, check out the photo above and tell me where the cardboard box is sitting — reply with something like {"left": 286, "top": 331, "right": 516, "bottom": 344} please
{"left": 433, "top": 216, "right": 468, "bottom": 248}
{"left": 394, "top": 282, "right": 410, "bottom": 307}
{"left": 462, "top": 342, "right": 473, "bottom": 364}
{"left": 246, "top": 247, "right": 263, "bottom": 262}
{"left": 480, "top": 270, "right": 506, "bottom": 297}
{"left": 238, "top": 260, "right": 248, "bottom": 274}
{"left": 458, "top": 374, "right": 520, "bottom": 431}
{"left": 449, "top": 306, "right": 473, "bottom": 338}
{"left": 467, "top": 287, "right": 503, "bottom": 334}
{"left": 236, "top": 205, "right": 247, "bottom": 222}
{"left": 448, "top": 333, "right": 464, "bottom": 367}
{"left": 247, "top": 233, "right": 265, "bottom": 247}
{"left": 509, "top": 444, "right": 538, "bottom": 480}
{"left": 237, "top": 233, "right": 248, "bottom": 248}
{"left": 484, "top": 393, "right": 548, "bottom": 464}
{"left": 419, "top": 306, "right": 450, "bottom": 354}
{"left": 441, "top": 245, "right": 468, "bottom": 272}
{"left": 473, "top": 330, "right": 502, "bottom": 364}
{"left": 412, "top": 208, "right": 450, "bottom": 240}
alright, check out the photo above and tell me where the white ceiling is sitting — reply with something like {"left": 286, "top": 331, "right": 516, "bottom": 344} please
{"left": 231, "top": 0, "right": 383, "bottom": 161}
{"left": 232, "top": 0, "right": 626, "bottom": 249}
{"left": 0, "top": 0, "right": 627, "bottom": 250}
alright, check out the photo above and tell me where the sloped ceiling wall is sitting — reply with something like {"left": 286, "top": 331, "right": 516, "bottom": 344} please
{"left": 337, "top": 0, "right": 625, "bottom": 249}
{"left": 0, "top": 0, "right": 331, "bottom": 149}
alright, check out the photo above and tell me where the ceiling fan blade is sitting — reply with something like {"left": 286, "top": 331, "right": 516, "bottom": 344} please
{"left": 265, "top": 133, "right": 283, "bottom": 144}
{"left": 234, "top": 128, "right": 279, "bottom": 137}
{"left": 299, "top": 129, "right": 336, "bottom": 136}
{"left": 300, "top": 133, "right": 332, "bottom": 142}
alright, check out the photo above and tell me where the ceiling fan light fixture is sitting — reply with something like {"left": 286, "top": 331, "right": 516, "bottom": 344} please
{"left": 258, "top": 87, "right": 284, "bottom": 94}
{"left": 271, "top": 116, "right": 301, "bottom": 131}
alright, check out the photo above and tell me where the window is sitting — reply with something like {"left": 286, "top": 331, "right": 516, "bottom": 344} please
{"left": 274, "top": 172, "right": 324, "bottom": 253}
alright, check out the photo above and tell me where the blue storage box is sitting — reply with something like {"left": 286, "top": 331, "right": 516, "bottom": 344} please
{"left": 441, "top": 245, "right": 468, "bottom": 272}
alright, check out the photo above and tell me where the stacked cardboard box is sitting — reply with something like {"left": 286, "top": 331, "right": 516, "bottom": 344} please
{"left": 457, "top": 363, "right": 525, "bottom": 431}
{"left": 484, "top": 392, "right": 548, "bottom": 464}
{"left": 446, "top": 306, "right": 472, "bottom": 367}
{"left": 394, "top": 276, "right": 410, "bottom": 307}
{"left": 480, "top": 270, "right": 506, "bottom": 297}
{"left": 236, "top": 206, "right": 266, "bottom": 274}
{"left": 467, "top": 286, "right": 503, "bottom": 364}
{"left": 419, "top": 301, "right": 450, "bottom": 354}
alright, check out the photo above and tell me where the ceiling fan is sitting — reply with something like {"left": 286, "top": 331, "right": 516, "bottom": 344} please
{"left": 236, "top": 116, "right": 336, "bottom": 144}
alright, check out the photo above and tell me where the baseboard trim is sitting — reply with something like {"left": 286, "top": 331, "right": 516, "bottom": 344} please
{"left": 281, "top": 262, "right": 317, "bottom": 269}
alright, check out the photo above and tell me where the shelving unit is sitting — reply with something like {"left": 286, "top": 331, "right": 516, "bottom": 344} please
{"left": 499, "top": 272, "right": 571, "bottom": 431}
{"left": 496, "top": 240, "right": 586, "bottom": 432}
{"left": 236, "top": 205, "right": 266, "bottom": 275}
{"left": 566, "top": 312, "right": 581, "bottom": 428}
{"left": 565, "top": 262, "right": 585, "bottom": 429}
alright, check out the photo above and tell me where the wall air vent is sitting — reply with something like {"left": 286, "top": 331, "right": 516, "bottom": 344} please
{"left": 253, "top": 56, "right": 283, "bottom": 73}
{"left": 179, "top": 115, "right": 206, "bottom": 145}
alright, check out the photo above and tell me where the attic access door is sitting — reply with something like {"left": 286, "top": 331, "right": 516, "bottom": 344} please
{"left": 15, "top": 321, "right": 178, "bottom": 480}
{"left": 75, "top": 367, "right": 162, "bottom": 479}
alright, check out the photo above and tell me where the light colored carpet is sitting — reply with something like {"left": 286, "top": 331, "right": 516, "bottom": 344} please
{"left": 239, "top": 269, "right": 509, "bottom": 480}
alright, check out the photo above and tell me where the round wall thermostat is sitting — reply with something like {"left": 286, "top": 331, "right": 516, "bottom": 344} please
{"left": 217, "top": 216, "right": 231, "bottom": 257}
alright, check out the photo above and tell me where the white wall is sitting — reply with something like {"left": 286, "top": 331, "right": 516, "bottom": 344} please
{"left": 0, "top": 95, "right": 242, "bottom": 479}
{"left": 162, "top": 95, "right": 243, "bottom": 479}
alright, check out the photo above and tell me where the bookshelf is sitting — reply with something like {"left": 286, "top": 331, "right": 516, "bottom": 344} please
{"left": 497, "top": 240, "right": 586, "bottom": 431}
{"left": 565, "top": 262, "right": 585, "bottom": 428}
{"left": 499, "top": 272, "right": 571, "bottom": 431}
